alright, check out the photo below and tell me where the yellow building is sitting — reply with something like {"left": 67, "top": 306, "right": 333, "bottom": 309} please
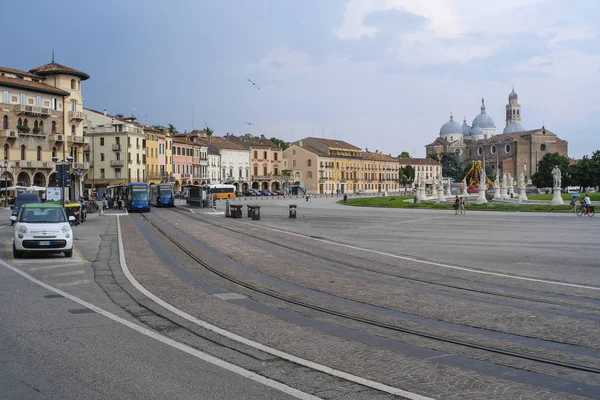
{"left": 0, "top": 60, "right": 90, "bottom": 199}
{"left": 143, "top": 125, "right": 160, "bottom": 184}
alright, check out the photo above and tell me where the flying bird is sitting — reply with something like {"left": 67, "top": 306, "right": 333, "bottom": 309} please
{"left": 244, "top": 122, "right": 255, "bottom": 126}
{"left": 247, "top": 78, "right": 260, "bottom": 89}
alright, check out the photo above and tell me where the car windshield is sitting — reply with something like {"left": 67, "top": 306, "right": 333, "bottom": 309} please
{"left": 19, "top": 208, "right": 66, "bottom": 223}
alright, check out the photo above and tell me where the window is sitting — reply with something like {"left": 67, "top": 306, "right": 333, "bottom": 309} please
{"left": 21, "top": 145, "right": 25, "bottom": 159}
{"left": 52, "top": 147, "right": 56, "bottom": 158}
{"left": 540, "top": 144, "right": 546, "bottom": 151}
{"left": 263, "top": 166, "right": 267, "bottom": 175}
{"left": 274, "top": 153, "right": 278, "bottom": 161}
{"left": 307, "top": 171, "right": 312, "bottom": 179}
{"left": 2, "top": 90, "right": 10, "bottom": 104}
{"left": 100, "top": 153, "right": 105, "bottom": 161}
{"left": 254, "top": 151, "right": 257, "bottom": 159}
{"left": 100, "top": 168, "right": 105, "bottom": 179}
{"left": 36, "top": 146, "right": 41, "bottom": 161}
{"left": 20, "top": 93, "right": 26, "bottom": 104}
{"left": 292, "top": 160, "right": 296, "bottom": 167}
{"left": 51, "top": 121, "right": 56, "bottom": 133}
{"left": 115, "top": 136, "right": 120, "bottom": 145}
{"left": 263, "top": 151, "right": 267, "bottom": 159}
{"left": 307, "top": 159, "right": 312, "bottom": 167}
{"left": 51, "top": 98, "right": 57, "bottom": 110}
{"left": 136, "top": 138, "right": 139, "bottom": 148}
{"left": 71, "top": 79, "right": 76, "bottom": 90}
{"left": 292, "top": 149, "right": 296, "bottom": 155}
{"left": 115, "top": 168, "right": 121, "bottom": 179}
{"left": 71, "top": 101, "right": 76, "bottom": 112}
{"left": 477, "top": 146, "right": 483, "bottom": 155}
{"left": 3, "top": 144, "right": 8, "bottom": 160}
{"left": 274, "top": 168, "right": 278, "bottom": 175}
{"left": 454, "top": 148, "right": 461, "bottom": 155}
{"left": 36, "top": 96, "right": 42, "bottom": 107}
{"left": 2, "top": 115, "right": 7, "bottom": 129}
{"left": 253, "top": 166, "right": 258, "bottom": 176}
{"left": 71, "top": 125, "right": 75, "bottom": 135}
{"left": 505, "top": 144, "right": 511, "bottom": 153}
{"left": 490, "top": 145, "right": 496, "bottom": 154}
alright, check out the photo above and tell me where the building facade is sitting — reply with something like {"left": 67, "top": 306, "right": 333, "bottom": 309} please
{"left": 398, "top": 158, "right": 442, "bottom": 185}
{"left": 283, "top": 137, "right": 400, "bottom": 194}
{"left": 0, "top": 61, "right": 90, "bottom": 200}
{"left": 143, "top": 126, "right": 161, "bottom": 184}
{"left": 199, "top": 136, "right": 250, "bottom": 192}
{"left": 83, "top": 109, "right": 146, "bottom": 189}
{"left": 425, "top": 88, "right": 568, "bottom": 182}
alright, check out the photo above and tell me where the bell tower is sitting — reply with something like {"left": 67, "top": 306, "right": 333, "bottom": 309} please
{"left": 505, "top": 86, "right": 521, "bottom": 127}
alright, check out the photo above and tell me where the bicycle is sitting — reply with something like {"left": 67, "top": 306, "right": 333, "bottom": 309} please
{"left": 576, "top": 204, "right": 595, "bottom": 217}
{"left": 86, "top": 200, "right": 100, "bottom": 214}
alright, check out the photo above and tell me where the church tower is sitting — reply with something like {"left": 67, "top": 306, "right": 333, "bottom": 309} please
{"left": 505, "top": 86, "right": 521, "bottom": 126}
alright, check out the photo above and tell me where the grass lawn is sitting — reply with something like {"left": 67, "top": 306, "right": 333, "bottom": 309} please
{"left": 527, "top": 192, "right": 600, "bottom": 201}
{"left": 344, "top": 195, "right": 573, "bottom": 212}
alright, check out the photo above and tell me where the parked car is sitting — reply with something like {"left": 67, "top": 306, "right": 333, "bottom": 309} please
{"left": 11, "top": 193, "right": 40, "bottom": 225}
{"left": 356, "top": 189, "right": 366, "bottom": 195}
{"left": 10, "top": 203, "right": 75, "bottom": 258}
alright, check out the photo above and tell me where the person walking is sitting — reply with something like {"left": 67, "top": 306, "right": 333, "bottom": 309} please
{"left": 343, "top": 193, "right": 348, "bottom": 205}
{"left": 453, "top": 195, "right": 460, "bottom": 214}
{"left": 41, "top": 191, "right": 46, "bottom": 203}
{"left": 460, "top": 197, "right": 466, "bottom": 214}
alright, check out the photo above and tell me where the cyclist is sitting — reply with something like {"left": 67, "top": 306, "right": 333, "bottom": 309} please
{"left": 583, "top": 193, "right": 592, "bottom": 213}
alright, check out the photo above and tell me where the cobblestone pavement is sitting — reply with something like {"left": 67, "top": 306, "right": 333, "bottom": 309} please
{"left": 117, "top": 207, "right": 599, "bottom": 399}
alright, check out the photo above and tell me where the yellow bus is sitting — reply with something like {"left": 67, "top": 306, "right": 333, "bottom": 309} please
{"left": 209, "top": 184, "right": 236, "bottom": 199}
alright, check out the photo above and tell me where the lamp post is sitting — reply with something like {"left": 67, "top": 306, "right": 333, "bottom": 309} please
{"left": 2, "top": 160, "right": 10, "bottom": 206}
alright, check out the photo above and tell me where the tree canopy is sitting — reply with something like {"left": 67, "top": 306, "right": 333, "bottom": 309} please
{"left": 399, "top": 165, "right": 415, "bottom": 185}
{"left": 270, "top": 137, "right": 291, "bottom": 150}
{"left": 168, "top": 124, "right": 178, "bottom": 134}
{"left": 440, "top": 152, "right": 462, "bottom": 181}
{"left": 427, "top": 152, "right": 440, "bottom": 161}
{"left": 398, "top": 151, "right": 411, "bottom": 158}
{"left": 531, "top": 152, "right": 571, "bottom": 188}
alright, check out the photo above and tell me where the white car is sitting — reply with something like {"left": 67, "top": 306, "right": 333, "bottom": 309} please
{"left": 10, "top": 203, "right": 75, "bottom": 258}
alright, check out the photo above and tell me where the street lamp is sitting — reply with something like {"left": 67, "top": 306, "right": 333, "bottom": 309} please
{"left": 53, "top": 156, "right": 73, "bottom": 206}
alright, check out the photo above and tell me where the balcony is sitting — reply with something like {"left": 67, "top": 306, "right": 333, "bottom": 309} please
{"left": 73, "top": 162, "right": 90, "bottom": 170}
{"left": 41, "top": 161, "right": 54, "bottom": 169}
{"left": 112, "top": 144, "right": 121, "bottom": 151}
{"left": 67, "top": 135, "right": 90, "bottom": 145}
{"left": 14, "top": 104, "right": 52, "bottom": 118}
{"left": 52, "top": 133, "right": 63, "bottom": 142}
{"left": 68, "top": 111, "right": 85, "bottom": 121}
{"left": 19, "top": 160, "right": 43, "bottom": 169}
{"left": 110, "top": 160, "right": 125, "bottom": 167}
{"left": 252, "top": 175, "right": 293, "bottom": 181}
{"left": 0, "top": 129, "right": 17, "bottom": 138}
{"left": 84, "top": 125, "right": 143, "bottom": 135}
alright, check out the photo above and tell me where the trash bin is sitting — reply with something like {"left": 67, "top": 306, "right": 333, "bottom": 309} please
{"left": 247, "top": 205, "right": 255, "bottom": 218}
{"left": 414, "top": 196, "right": 418, "bottom": 203}
{"left": 252, "top": 206, "right": 261, "bottom": 220}
{"left": 289, "top": 204, "right": 297, "bottom": 219}
{"left": 225, "top": 200, "right": 231, "bottom": 217}
{"left": 230, "top": 205, "right": 243, "bottom": 219}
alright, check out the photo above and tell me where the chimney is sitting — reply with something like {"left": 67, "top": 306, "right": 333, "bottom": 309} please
{"left": 261, "top": 134, "right": 265, "bottom": 139}
{"left": 103, "top": 109, "right": 107, "bottom": 116}
{"left": 298, "top": 140, "right": 303, "bottom": 147}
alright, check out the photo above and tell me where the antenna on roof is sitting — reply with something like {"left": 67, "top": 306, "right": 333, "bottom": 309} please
{"left": 52, "top": 49, "right": 55, "bottom": 63}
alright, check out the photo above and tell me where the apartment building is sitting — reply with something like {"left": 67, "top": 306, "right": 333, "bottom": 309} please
{"left": 83, "top": 109, "right": 146, "bottom": 189}
{"left": 198, "top": 136, "right": 250, "bottom": 193}
{"left": 0, "top": 60, "right": 90, "bottom": 199}
{"left": 143, "top": 125, "right": 161, "bottom": 184}
{"left": 171, "top": 133, "right": 208, "bottom": 190}
{"left": 398, "top": 158, "right": 442, "bottom": 184}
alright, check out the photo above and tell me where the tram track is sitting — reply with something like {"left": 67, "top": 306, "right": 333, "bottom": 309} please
{"left": 139, "top": 211, "right": 600, "bottom": 376}
{"left": 166, "top": 206, "right": 600, "bottom": 314}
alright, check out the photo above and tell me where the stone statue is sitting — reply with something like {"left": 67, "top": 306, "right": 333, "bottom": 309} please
{"left": 508, "top": 173, "right": 513, "bottom": 187}
{"left": 462, "top": 178, "right": 467, "bottom": 188}
{"left": 519, "top": 172, "right": 525, "bottom": 188}
{"left": 494, "top": 175, "right": 499, "bottom": 188}
{"left": 480, "top": 168, "right": 486, "bottom": 185}
{"left": 552, "top": 165, "right": 561, "bottom": 188}
{"left": 502, "top": 173, "right": 507, "bottom": 186}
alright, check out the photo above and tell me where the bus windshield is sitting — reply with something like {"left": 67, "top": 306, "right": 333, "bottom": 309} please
{"left": 132, "top": 188, "right": 148, "bottom": 201}
{"left": 159, "top": 188, "right": 172, "bottom": 199}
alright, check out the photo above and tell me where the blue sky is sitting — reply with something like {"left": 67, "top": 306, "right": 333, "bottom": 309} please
{"left": 3, "top": 0, "right": 599, "bottom": 158}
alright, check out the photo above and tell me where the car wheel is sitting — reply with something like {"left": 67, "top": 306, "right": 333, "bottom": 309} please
{"left": 12, "top": 243, "right": 22, "bottom": 258}
{"left": 64, "top": 249, "right": 73, "bottom": 258}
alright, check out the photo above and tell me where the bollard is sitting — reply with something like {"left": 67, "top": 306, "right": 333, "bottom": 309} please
{"left": 225, "top": 200, "right": 231, "bottom": 217}
{"left": 247, "top": 205, "right": 254, "bottom": 218}
{"left": 289, "top": 204, "right": 297, "bottom": 219}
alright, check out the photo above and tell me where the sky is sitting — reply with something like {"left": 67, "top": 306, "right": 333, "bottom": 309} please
{"left": 3, "top": 0, "right": 599, "bottom": 158}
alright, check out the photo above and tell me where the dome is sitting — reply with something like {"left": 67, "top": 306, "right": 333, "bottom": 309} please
{"left": 472, "top": 98, "right": 496, "bottom": 129}
{"left": 471, "top": 125, "right": 483, "bottom": 135}
{"left": 508, "top": 86, "right": 518, "bottom": 101}
{"left": 503, "top": 121, "right": 525, "bottom": 134}
{"left": 461, "top": 117, "right": 471, "bottom": 135}
{"left": 440, "top": 114, "right": 462, "bottom": 135}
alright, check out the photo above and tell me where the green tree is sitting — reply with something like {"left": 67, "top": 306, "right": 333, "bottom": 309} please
{"left": 115, "top": 114, "right": 124, "bottom": 118}
{"left": 205, "top": 126, "right": 214, "bottom": 137}
{"left": 398, "top": 151, "right": 411, "bottom": 159}
{"left": 168, "top": 124, "right": 178, "bottom": 134}
{"left": 531, "top": 152, "right": 571, "bottom": 188}
{"left": 441, "top": 152, "right": 462, "bottom": 181}
{"left": 427, "top": 152, "right": 439, "bottom": 161}
{"left": 400, "top": 165, "right": 415, "bottom": 185}
{"left": 243, "top": 133, "right": 255, "bottom": 138}
{"left": 269, "top": 137, "right": 291, "bottom": 150}
{"left": 569, "top": 157, "right": 593, "bottom": 190}
{"left": 591, "top": 150, "right": 600, "bottom": 188}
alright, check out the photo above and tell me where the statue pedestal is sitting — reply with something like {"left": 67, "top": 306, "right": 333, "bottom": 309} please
{"left": 462, "top": 188, "right": 468, "bottom": 197}
{"left": 508, "top": 186, "right": 514, "bottom": 197}
{"left": 493, "top": 187, "right": 501, "bottom": 200}
{"left": 550, "top": 187, "right": 564, "bottom": 205}
{"left": 432, "top": 186, "right": 438, "bottom": 198}
{"left": 437, "top": 188, "right": 446, "bottom": 203}
{"left": 518, "top": 186, "right": 528, "bottom": 203}
{"left": 476, "top": 188, "right": 488, "bottom": 204}
{"left": 500, "top": 186, "right": 508, "bottom": 199}
{"left": 417, "top": 187, "right": 426, "bottom": 201}
{"left": 445, "top": 185, "right": 452, "bottom": 197}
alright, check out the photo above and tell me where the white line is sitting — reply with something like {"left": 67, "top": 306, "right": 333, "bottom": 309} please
{"left": 0, "top": 259, "right": 322, "bottom": 400}
{"left": 29, "top": 263, "right": 84, "bottom": 271}
{"left": 55, "top": 279, "right": 92, "bottom": 287}
{"left": 0, "top": 224, "right": 10, "bottom": 230}
{"left": 235, "top": 221, "right": 600, "bottom": 291}
{"left": 116, "top": 217, "right": 433, "bottom": 399}
{"left": 47, "top": 270, "right": 85, "bottom": 277}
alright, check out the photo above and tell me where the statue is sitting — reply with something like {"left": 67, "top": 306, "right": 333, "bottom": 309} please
{"left": 462, "top": 178, "right": 467, "bottom": 188}
{"left": 508, "top": 173, "right": 513, "bottom": 187}
{"left": 552, "top": 165, "right": 562, "bottom": 188}
{"left": 519, "top": 172, "right": 525, "bottom": 188}
{"left": 494, "top": 175, "right": 499, "bottom": 188}
{"left": 479, "top": 168, "right": 486, "bottom": 188}
{"left": 502, "top": 173, "right": 507, "bottom": 186}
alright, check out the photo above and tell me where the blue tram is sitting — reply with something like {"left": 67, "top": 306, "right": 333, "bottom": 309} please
{"left": 125, "top": 182, "right": 151, "bottom": 212}
{"left": 150, "top": 183, "right": 174, "bottom": 207}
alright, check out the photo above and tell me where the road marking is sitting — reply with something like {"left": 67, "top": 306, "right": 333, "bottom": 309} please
{"left": 116, "top": 218, "right": 434, "bottom": 400}
{"left": 55, "top": 279, "right": 92, "bottom": 287}
{"left": 0, "top": 259, "right": 322, "bottom": 400}
{"left": 29, "top": 263, "right": 84, "bottom": 271}
{"left": 214, "top": 292, "right": 247, "bottom": 300}
{"left": 47, "top": 270, "right": 85, "bottom": 277}
{"left": 0, "top": 224, "right": 10, "bottom": 230}
{"left": 235, "top": 221, "right": 600, "bottom": 291}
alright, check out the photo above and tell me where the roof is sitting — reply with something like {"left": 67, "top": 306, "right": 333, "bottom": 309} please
{"left": 30, "top": 61, "right": 90, "bottom": 80}
{"left": 295, "top": 143, "right": 328, "bottom": 157}
{"left": 0, "top": 75, "right": 70, "bottom": 96}
{"left": 361, "top": 151, "right": 398, "bottom": 162}
{"left": 0, "top": 66, "right": 40, "bottom": 79}
{"left": 303, "top": 137, "right": 361, "bottom": 151}
{"left": 474, "top": 128, "right": 558, "bottom": 144}
{"left": 198, "top": 136, "right": 249, "bottom": 151}
{"left": 398, "top": 158, "right": 441, "bottom": 166}
{"left": 229, "top": 135, "right": 281, "bottom": 149}
{"left": 84, "top": 108, "right": 144, "bottom": 127}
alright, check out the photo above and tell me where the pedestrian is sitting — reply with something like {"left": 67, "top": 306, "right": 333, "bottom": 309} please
{"left": 102, "top": 198, "right": 108, "bottom": 211}
{"left": 343, "top": 193, "right": 348, "bottom": 205}
{"left": 453, "top": 195, "right": 459, "bottom": 214}
{"left": 41, "top": 191, "right": 46, "bottom": 203}
{"left": 459, "top": 197, "right": 466, "bottom": 214}
{"left": 569, "top": 197, "right": 577, "bottom": 213}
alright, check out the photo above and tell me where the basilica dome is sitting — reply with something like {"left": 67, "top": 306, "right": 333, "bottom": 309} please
{"left": 471, "top": 125, "right": 483, "bottom": 135}
{"left": 509, "top": 87, "right": 518, "bottom": 101}
{"left": 440, "top": 115, "right": 462, "bottom": 135}
{"left": 503, "top": 121, "right": 525, "bottom": 134}
{"left": 461, "top": 118, "right": 471, "bottom": 135}
{"left": 472, "top": 98, "right": 496, "bottom": 129}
